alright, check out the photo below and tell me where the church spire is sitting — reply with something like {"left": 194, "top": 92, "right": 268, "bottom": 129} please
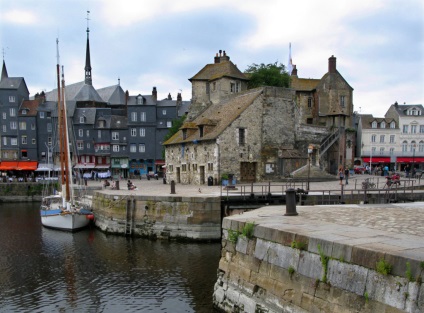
{"left": 84, "top": 10, "right": 92, "bottom": 85}
{"left": 1, "top": 49, "right": 8, "bottom": 81}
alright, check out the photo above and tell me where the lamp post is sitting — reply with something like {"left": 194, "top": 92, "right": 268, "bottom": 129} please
{"left": 307, "top": 145, "right": 313, "bottom": 190}
{"left": 412, "top": 143, "right": 416, "bottom": 177}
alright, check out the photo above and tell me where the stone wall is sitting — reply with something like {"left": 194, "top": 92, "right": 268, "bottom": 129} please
{"left": 92, "top": 191, "right": 222, "bottom": 241}
{"left": 214, "top": 219, "right": 423, "bottom": 312}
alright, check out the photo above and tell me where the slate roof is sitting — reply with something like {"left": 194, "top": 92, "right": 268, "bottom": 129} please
{"left": 178, "top": 101, "right": 190, "bottom": 117}
{"left": 390, "top": 104, "right": 424, "bottom": 117}
{"left": 189, "top": 60, "right": 248, "bottom": 82}
{"left": 97, "top": 85, "right": 126, "bottom": 104}
{"left": 45, "top": 81, "right": 104, "bottom": 103}
{"left": 164, "top": 88, "right": 263, "bottom": 145}
{"left": 127, "top": 95, "right": 157, "bottom": 106}
{"left": 360, "top": 114, "right": 397, "bottom": 129}
{"left": 110, "top": 115, "right": 128, "bottom": 129}
{"left": 74, "top": 108, "right": 97, "bottom": 124}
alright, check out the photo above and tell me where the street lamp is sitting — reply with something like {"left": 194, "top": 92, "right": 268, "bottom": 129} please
{"left": 307, "top": 145, "right": 313, "bottom": 190}
{"left": 412, "top": 142, "right": 416, "bottom": 177}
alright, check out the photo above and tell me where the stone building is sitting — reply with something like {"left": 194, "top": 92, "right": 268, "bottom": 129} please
{"left": 164, "top": 52, "right": 355, "bottom": 185}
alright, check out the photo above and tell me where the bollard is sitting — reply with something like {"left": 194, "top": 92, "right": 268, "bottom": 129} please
{"left": 285, "top": 188, "right": 298, "bottom": 216}
{"left": 170, "top": 180, "right": 176, "bottom": 194}
{"left": 115, "top": 180, "right": 120, "bottom": 190}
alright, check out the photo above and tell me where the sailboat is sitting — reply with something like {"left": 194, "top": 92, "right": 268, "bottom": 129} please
{"left": 40, "top": 39, "right": 94, "bottom": 231}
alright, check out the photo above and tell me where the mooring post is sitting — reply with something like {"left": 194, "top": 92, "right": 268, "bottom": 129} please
{"left": 285, "top": 188, "right": 298, "bottom": 216}
{"left": 170, "top": 180, "right": 176, "bottom": 194}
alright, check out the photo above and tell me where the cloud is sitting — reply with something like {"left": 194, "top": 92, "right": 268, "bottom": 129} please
{"left": 1, "top": 9, "right": 38, "bottom": 25}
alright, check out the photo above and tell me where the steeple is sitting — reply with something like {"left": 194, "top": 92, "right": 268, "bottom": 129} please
{"left": 84, "top": 11, "right": 92, "bottom": 85}
{"left": 1, "top": 59, "right": 8, "bottom": 81}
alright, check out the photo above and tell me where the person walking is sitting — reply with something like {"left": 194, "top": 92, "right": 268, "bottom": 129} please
{"left": 338, "top": 167, "right": 344, "bottom": 185}
{"left": 344, "top": 167, "right": 349, "bottom": 185}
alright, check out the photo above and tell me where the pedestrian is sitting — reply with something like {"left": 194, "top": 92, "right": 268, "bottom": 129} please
{"left": 344, "top": 167, "right": 349, "bottom": 185}
{"left": 338, "top": 167, "right": 344, "bottom": 185}
{"left": 405, "top": 165, "right": 410, "bottom": 178}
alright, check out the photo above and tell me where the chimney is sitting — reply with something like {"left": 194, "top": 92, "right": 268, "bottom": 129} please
{"left": 219, "top": 50, "right": 222, "bottom": 57}
{"left": 214, "top": 52, "right": 220, "bottom": 64}
{"left": 125, "top": 90, "right": 129, "bottom": 105}
{"left": 177, "top": 92, "right": 182, "bottom": 102}
{"left": 152, "top": 87, "right": 157, "bottom": 102}
{"left": 167, "top": 93, "right": 172, "bottom": 100}
{"left": 220, "top": 50, "right": 230, "bottom": 62}
{"left": 291, "top": 65, "right": 298, "bottom": 76}
{"left": 328, "top": 55, "right": 337, "bottom": 73}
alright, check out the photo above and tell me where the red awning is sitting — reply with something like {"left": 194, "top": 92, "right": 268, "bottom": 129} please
{"left": 362, "top": 157, "right": 391, "bottom": 163}
{"left": 396, "top": 157, "right": 424, "bottom": 163}
{"left": 155, "top": 160, "right": 165, "bottom": 165}
{"left": 0, "top": 161, "right": 19, "bottom": 170}
{"left": 17, "top": 161, "right": 38, "bottom": 170}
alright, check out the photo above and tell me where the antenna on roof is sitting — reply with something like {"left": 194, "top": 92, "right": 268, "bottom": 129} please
{"left": 86, "top": 10, "right": 90, "bottom": 33}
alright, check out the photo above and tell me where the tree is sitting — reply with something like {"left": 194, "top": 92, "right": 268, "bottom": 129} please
{"left": 162, "top": 114, "right": 187, "bottom": 158}
{"left": 245, "top": 62, "right": 290, "bottom": 89}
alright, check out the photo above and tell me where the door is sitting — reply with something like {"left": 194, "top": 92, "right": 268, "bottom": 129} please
{"left": 199, "top": 166, "right": 205, "bottom": 184}
{"left": 240, "top": 162, "right": 256, "bottom": 182}
{"left": 176, "top": 167, "right": 181, "bottom": 183}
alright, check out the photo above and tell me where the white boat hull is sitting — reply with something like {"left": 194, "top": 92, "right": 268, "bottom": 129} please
{"left": 41, "top": 212, "right": 91, "bottom": 231}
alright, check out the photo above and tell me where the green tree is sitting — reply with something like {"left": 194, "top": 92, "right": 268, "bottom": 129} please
{"left": 162, "top": 114, "right": 187, "bottom": 157}
{"left": 245, "top": 62, "right": 290, "bottom": 89}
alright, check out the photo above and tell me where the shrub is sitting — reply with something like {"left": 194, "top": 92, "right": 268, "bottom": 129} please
{"left": 376, "top": 259, "right": 392, "bottom": 275}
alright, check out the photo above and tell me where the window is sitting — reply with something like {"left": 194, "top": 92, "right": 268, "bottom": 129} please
{"left": 2, "top": 137, "right": 6, "bottom": 145}
{"left": 307, "top": 97, "right": 312, "bottom": 108}
{"left": 206, "top": 82, "right": 210, "bottom": 94}
{"left": 140, "top": 112, "right": 146, "bottom": 121}
{"left": 236, "top": 82, "right": 241, "bottom": 92}
{"left": 9, "top": 96, "right": 15, "bottom": 103}
{"left": 390, "top": 148, "right": 394, "bottom": 155}
{"left": 98, "top": 130, "right": 101, "bottom": 139}
{"left": 112, "top": 132, "right": 119, "bottom": 140}
{"left": 31, "top": 123, "right": 35, "bottom": 130}
{"left": 2, "top": 112, "right": 6, "bottom": 119}
{"left": 420, "top": 125, "right": 424, "bottom": 133}
{"left": 230, "top": 83, "right": 235, "bottom": 93}
{"left": 77, "top": 141, "right": 84, "bottom": 150}
{"left": 87, "top": 142, "right": 90, "bottom": 149}
{"left": 162, "top": 109, "right": 166, "bottom": 115}
{"left": 380, "top": 135, "right": 385, "bottom": 143}
{"left": 80, "top": 116, "right": 85, "bottom": 123}
{"left": 167, "top": 121, "right": 172, "bottom": 128}
{"left": 410, "top": 142, "right": 417, "bottom": 152}
{"left": 411, "top": 125, "right": 417, "bottom": 134}
{"left": 340, "top": 95, "right": 345, "bottom": 107}
{"left": 140, "top": 128, "right": 145, "bottom": 137}
{"left": 86, "top": 130, "right": 89, "bottom": 137}
{"left": 419, "top": 141, "right": 424, "bottom": 152}
{"left": 40, "top": 112, "right": 45, "bottom": 118}
{"left": 380, "top": 121, "right": 385, "bottom": 128}
{"left": 32, "top": 138, "right": 36, "bottom": 144}
{"left": 113, "top": 145, "right": 119, "bottom": 152}
{"left": 22, "top": 136, "right": 27, "bottom": 144}
{"left": 131, "top": 128, "right": 137, "bottom": 137}
{"left": 193, "top": 164, "right": 197, "bottom": 171}
{"left": 379, "top": 147, "right": 384, "bottom": 155}
{"left": 182, "top": 164, "right": 187, "bottom": 172}
{"left": 21, "top": 109, "right": 27, "bottom": 115}
{"left": 371, "top": 135, "right": 376, "bottom": 143}
{"left": 403, "top": 125, "right": 409, "bottom": 133}
{"left": 390, "top": 122, "right": 395, "bottom": 128}
{"left": 137, "top": 96, "right": 143, "bottom": 105}
{"left": 402, "top": 141, "right": 408, "bottom": 152}
{"left": 371, "top": 121, "right": 377, "bottom": 128}
{"left": 2, "top": 125, "right": 6, "bottom": 132}
{"left": 139, "top": 144, "right": 145, "bottom": 153}
{"left": 238, "top": 128, "right": 245, "bottom": 146}
{"left": 21, "top": 150, "right": 27, "bottom": 158}
{"left": 79, "top": 129, "right": 83, "bottom": 137}
{"left": 10, "top": 121, "right": 17, "bottom": 130}
{"left": 130, "top": 144, "right": 136, "bottom": 152}
{"left": 390, "top": 135, "right": 395, "bottom": 143}
{"left": 19, "top": 122, "right": 27, "bottom": 130}
{"left": 98, "top": 120, "right": 105, "bottom": 128}
{"left": 371, "top": 147, "right": 376, "bottom": 154}
{"left": 11, "top": 138, "right": 17, "bottom": 145}
{"left": 208, "top": 163, "right": 213, "bottom": 171}
{"left": 131, "top": 112, "right": 137, "bottom": 122}
{"left": 47, "top": 123, "right": 52, "bottom": 132}
{"left": 10, "top": 108, "right": 16, "bottom": 117}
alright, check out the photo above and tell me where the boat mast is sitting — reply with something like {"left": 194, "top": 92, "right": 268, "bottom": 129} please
{"left": 61, "top": 66, "right": 71, "bottom": 202}
{"left": 56, "top": 39, "right": 65, "bottom": 187}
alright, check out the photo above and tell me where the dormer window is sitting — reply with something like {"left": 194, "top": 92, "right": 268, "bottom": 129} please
{"left": 80, "top": 116, "right": 85, "bottom": 123}
{"left": 182, "top": 129, "right": 187, "bottom": 140}
{"left": 98, "top": 120, "right": 105, "bottom": 128}
{"left": 371, "top": 121, "right": 377, "bottom": 128}
{"left": 22, "top": 109, "right": 27, "bottom": 115}
{"left": 390, "top": 121, "right": 395, "bottom": 128}
{"left": 380, "top": 121, "right": 385, "bottom": 128}
{"left": 137, "top": 96, "right": 143, "bottom": 105}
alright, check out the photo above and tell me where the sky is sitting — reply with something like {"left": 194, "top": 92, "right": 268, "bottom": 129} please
{"left": 0, "top": 0, "right": 423, "bottom": 117}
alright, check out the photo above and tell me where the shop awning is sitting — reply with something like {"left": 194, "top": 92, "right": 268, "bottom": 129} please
{"left": 155, "top": 160, "right": 165, "bottom": 165}
{"left": 0, "top": 161, "right": 19, "bottom": 170}
{"left": 74, "top": 163, "right": 95, "bottom": 169}
{"left": 17, "top": 161, "right": 38, "bottom": 170}
{"left": 36, "top": 164, "right": 61, "bottom": 171}
{"left": 362, "top": 157, "right": 391, "bottom": 163}
{"left": 396, "top": 157, "right": 424, "bottom": 163}
{"left": 95, "top": 165, "right": 110, "bottom": 169}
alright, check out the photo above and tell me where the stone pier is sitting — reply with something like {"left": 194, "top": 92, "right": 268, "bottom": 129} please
{"left": 214, "top": 203, "right": 424, "bottom": 313}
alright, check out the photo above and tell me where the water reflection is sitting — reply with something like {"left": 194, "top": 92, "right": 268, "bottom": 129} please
{"left": 0, "top": 202, "right": 221, "bottom": 312}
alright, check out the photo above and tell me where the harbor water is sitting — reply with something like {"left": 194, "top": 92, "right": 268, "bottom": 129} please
{"left": 0, "top": 202, "right": 221, "bottom": 312}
